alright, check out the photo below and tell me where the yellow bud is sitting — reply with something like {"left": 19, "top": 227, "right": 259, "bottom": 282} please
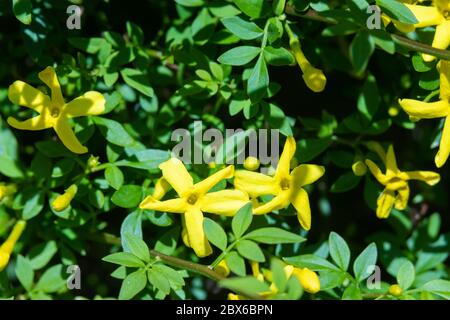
{"left": 0, "top": 251, "right": 11, "bottom": 272}
{"left": 52, "top": 185, "right": 78, "bottom": 212}
{"left": 244, "top": 157, "right": 260, "bottom": 171}
{"left": 0, "top": 184, "right": 17, "bottom": 201}
{"left": 87, "top": 155, "right": 100, "bottom": 168}
{"left": 388, "top": 106, "right": 399, "bottom": 117}
{"left": 208, "top": 162, "right": 217, "bottom": 169}
{"left": 293, "top": 267, "right": 321, "bottom": 294}
{"left": 0, "top": 220, "right": 26, "bottom": 271}
{"left": 302, "top": 64, "right": 327, "bottom": 93}
{"left": 214, "top": 260, "right": 230, "bottom": 277}
{"left": 389, "top": 284, "right": 403, "bottom": 296}
{"left": 352, "top": 161, "right": 367, "bottom": 176}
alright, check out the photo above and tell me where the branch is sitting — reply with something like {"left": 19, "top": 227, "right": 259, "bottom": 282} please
{"left": 285, "top": 6, "right": 450, "bottom": 61}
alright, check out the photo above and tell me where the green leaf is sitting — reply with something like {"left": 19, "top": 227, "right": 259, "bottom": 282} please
{"left": 232, "top": 202, "right": 253, "bottom": 239}
{"left": 357, "top": 74, "right": 380, "bottom": 121}
{"left": 68, "top": 37, "right": 107, "bottom": 54}
{"left": 93, "top": 117, "right": 135, "bottom": 147}
{"left": 221, "top": 16, "right": 264, "bottom": 40}
{"left": 342, "top": 282, "right": 362, "bottom": 300}
{"left": 102, "top": 252, "right": 146, "bottom": 268}
{"left": 263, "top": 46, "right": 295, "bottom": 66}
{"left": 154, "top": 227, "right": 180, "bottom": 255}
{"left": 330, "top": 172, "right": 361, "bottom": 193}
{"left": 376, "top": 0, "right": 418, "bottom": 24}
{"left": 273, "top": 0, "right": 286, "bottom": 16}
{"left": 119, "top": 269, "right": 147, "bottom": 300}
{"left": 421, "top": 279, "right": 450, "bottom": 300}
{"left": 23, "top": 191, "right": 45, "bottom": 220}
{"left": 28, "top": 241, "right": 58, "bottom": 270}
{"left": 12, "top": 0, "right": 32, "bottom": 25}
{"left": 152, "top": 264, "right": 185, "bottom": 289}
{"left": 204, "top": 218, "right": 227, "bottom": 251}
{"left": 296, "top": 138, "right": 332, "bottom": 162}
{"left": 397, "top": 261, "right": 415, "bottom": 290}
{"left": 34, "top": 265, "right": 65, "bottom": 293}
{"left": 121, "top": 68, "right": 154, "bottom": 97}
{"left": 111, "top": 185, "right": 143, "bottom": 208}
{"left": 124, "top": 233, "right": 150, "bottom": 262}
{"left": 232, "top": 0, "right": 268, "bottom": 18}
{"left": 350, "top": 31, "right": 375, "bottom": 75}
{"left": 220, "top": 276, "right": 270, "bottom": 297}
{"left": 271, "top": 259, "right": 288, "bottom": 292}
{"left": 105, "top": 166, "right": 125, "bottom": 190}
{"left": 284, "top": 254, "right": 341, "bottom": 272}
{"left": 0, "top": 155, "right": 23, "bottom": 178}
{"left": 245, "top": 227, "right": 305, "bottom": 244}
{"left": 15, "top": 255, "right": 34, "bottom": 291}
{"left": 236, "top": 240, "right": 265, "bottom": 262}
{"left": 225, "top": 252, "right": 246, "bottom": 276}
{"left": 218, "top": 46, "right": 261, "bottom": 66}
{"left": 147, "top": 269, "right": 171, "bottom": 295}
{"left": 175, "top": 0, "right": 204, "bottom": 7}
{"left": 353, "top": 243, "right": 377, "bottom": 282}
{"left": 329, "top": 232, "right": 351, "bottom": 271}
{"left": 126, "top": 21, "right": 144, "bottom": 45}
{"left": 247, "top": 55, "right": 269, "bottom": 102}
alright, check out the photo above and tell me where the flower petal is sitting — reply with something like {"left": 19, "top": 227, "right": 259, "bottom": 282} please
{"left": 152, "top": 178, "right": 171, "bottom": 201}
{"left": 194, "top": 165, "right": 234, "bottom": 195}
{"left": 54, "top": 120, "right": 88, "bottom": 154}
{"left": 139, "top": 195, "right": 187, "bottom": 213}
{"left": 159, "top": 158, "right": 194, "bottom": 196}
{"left": 274, "top": 136, "right": 296, "bottom": 180}
{"left": 423, "top": 20, "right": 450, "bottom": 62}
{"left": 181, "top": 215, "right": 191, "bottom": 248}
{"left": 366, "top": 141, "right": 387, "bottom": 163}
{"left": 435, "top": 116, "right": 450, "bottom": 168}
{"left": 376, "top": 189, "right": 396, "bottom": 219}
{"left": 290, "top": 188, "right": 312, "bottom": 230}
{"left": 63, "top": 91, "right": 106, "bottom": 118}
{"left": 394, "top": 186, "right": 410, "bottom": 211}
{"left": 234, "top": 170, "right": 277, "bottom": 197}
{"left": 405, "top": 4, "right": 445, "bottom": 28}
{"left": 184, "top": 207, "right": 212, "bottom": 257}
{"left": 199, "top": 190, "right": 249, "bottom": 216}
{"left": 398, "top": 99, "right": 450, "bottom": 119}
{"left": 365, "top": 160, "right": 387, "bottom": 184}
{"left": 253, "top": 191, "right": 290, "bottom": 215}
{"left": 290, "top": 164, "right": 325, "bottom": 189}
{"left": 385, "top": 145, "right": 399, "bottom": 175}
{"left": 439, "top": 60, "right": 450, "bottom": 100}
{"left": 400, "top": 171, "right": 440, "bottom": 185}
{"left": 7, "top": 115, "right": 52, "bottom": 131}
{"left": 8, "top": 81, "right": 50, "bottom": 112}
{"left": 38, "top": 67, "right": 65, "bottom": 106}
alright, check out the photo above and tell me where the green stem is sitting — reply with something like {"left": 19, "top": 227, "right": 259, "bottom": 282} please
{"left": 209, "top": 240, "right": 239, "bottom": 269}
{"left": 423, "top": 89, "right": 440, "bottom": 102}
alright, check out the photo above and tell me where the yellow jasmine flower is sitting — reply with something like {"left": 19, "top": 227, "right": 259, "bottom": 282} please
{"left": 292, "top": 267, "right": 321, "bottom": 294}
{"left": 139, "top": 158, "right": 249, "bottom": 257}
{"left": 52, "top": 184, "right": 78, "bottom": 212}
{"left": 365, "top": 145, "right": 440, "bottom": 219}
{"left": 214, "top": 260, "right": 230, "bottom": 277}
{"left": 234, "top": 137, "right": 325, "bottom": 230}
{"left": 7, "top": 66, "right": 106, "bottom": 154}
{"left": 0, "top": 220, "right": 26, "bottom": 272}
{"left": 399, "top": 60, "right": 450, "bottom": 167}
{"left": 243, "top": 156, "right": 260, "bottom": 171}
{"left": 389, "top": 284, "right": 403, "bottom": 296}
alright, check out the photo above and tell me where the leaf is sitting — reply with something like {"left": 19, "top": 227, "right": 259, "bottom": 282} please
{"left": 353, "top": 243, "right": 377, "bottom": 282}
{"left": 247, "top": 55, "right": 269, "bottom": 102}
{"left": 12, "top": 0, "right": 32, "bottom": 25}
{"left": 357, "top": 74, "right": 380, "bottom": 121}
{"left": 121, "top": 68, "right": 154, "bottom": 97}
{"left": 284, "top": 254, "right": 341, "bottom": 272}
{"left": 220, "top": 277, "right": 270, "bottom": 297}
{"left": 0, "top": 155, "right": 24, "bottom": 178}
{"left": 34, "top": 265, "right": 65, "bottom": 293}
{"left": 342, "top": 282, "right": 362, "bottom": 300}
{"left": 102, "top": 252, "right": 146, "bottom": 268}
{"left": 221, "top": 16, "right": 264, "bottom": 40}
{"left": 263, "top": 46, "right": 295, "bottom": 66}
{"left": 296, "top": 138, "right": 332, "bottom": 162}
{"left": 175, "top": 0, "right": 204, "bottom": 7}
{"left": 245, "top": 227, "right": 305, "bottom": 244}
{"left": 23, "top": 191, "right": 45, "bottom": 220}
{"left": 225, "top": 252, "right": 246, "bottom": 276}
{"left": 421, "top": 279, "right": 450, "bottom": 300}
{"left": 28, "top": 241, "right": 58, "bottom": 270}
{"left": 231, "top": 202, "right": 253, "bottom": 239}
{"left": 203, "top": 218, "right": 227, "bottom": 251}
{"left": 330, "top": 172, "right": 361, "bottom": 193}
{"left": 376, "top": 0, "right": 418, "bottom": 24}
{"left": 152, "top": 264, "right": 185, "bottom": 289}
{"left": 350, "top": 31, "right": 375, "bottom": 75}
{"left": 119, "top": 269, "right": 147, "bottom": 300}
{"left": 68, "top": 37, "right": 107, "bottom": 54}
{"left": 147, "top": 269, "right": 171, "bottom": 295}
{"left": 397, "top": 261, "right": 415, "bottom": 290}
{"left": 15, "top": 255, "right": 34, "bottom": 291}
{"left": 120, "top": 211, "right": 143, "bottom": 253}
{"left": 218, "top": 46, "right": 261, "bottom": 66}
{"left": 124, "top": 233, "right": 150, "bottom": 262}
{"left": 232, "top": 0, "right": 268, "bottom": 18}
{"left": 329, "top": 232, "right": 351, "bottom": 271}
{"left": 93, "top": 117, "right": 135, "bottom": 147}
{"left": 105, "top": 166, "right": 125, "bottom": 190}
{"left": 236, "top": 240, "right": 265, "bottom": 262}
{"left": 111, "top": 185, "right": 143, "bottom": 208}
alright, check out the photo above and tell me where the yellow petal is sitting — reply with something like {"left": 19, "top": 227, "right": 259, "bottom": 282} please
{"left": 234, "top": 170, "right": 277, "bottom": 197}
{"left": 435, "top": 116, "right": 450, "bottom": 168}
{"left": 405, "top": 4, "right": 445, "bottom": 28}
{"left": 365, "top": 159, "right": 388, "bottom": 184}
{"left": 8, "top": 81, "right": 50, "bottom": 112}
{"left": 54, "top": 119, "right": 88, "bottom": 154}
{"left": 0, "top": 251, "right": 11, "bottom": 272}
{"left": 439, "top": 60, "right": 450, "bottom": 100}
{"left": 376, "top": 189, "right": 396, "bottom": 219}
{"left": 194, "top": 165, "right": 234, "bottom": 195}
{"left": 385, "top": 145, "right": 399, "bottom": 175}
{"left": 400, "top": 171, "right": 441, "bottom": 185}
{"left": 392, "top": 20, "right": 416, "bottom": 33}
{"left": 7, "top": 115, "right": 53, "bottom": 131}
{"left": 181, "top": 215, "right": 191, "bottom": 248}
{"left": 0, "top": 220, "right": 26, "bottom": 254}
{"left": 394, "top": 186, "right": 410, "bottom": 211}
{"left": 184, "top": 207, "right": 212, "bottom": 257}
{"left": 423, "top": 20, "right": 450, "bottom": 62}
{"left": 290, "top": 164, "right": 325, "bottom": 189}
{"left": 38, "top": 67, "right": 65, "bottom": 106}
{"left": 253, "top": 191, "right": 290, "bottom": 215}
{"left": 159, "top": 158, "right": 194, "bottom": 196}
{"left": 199, "top": 190, "right": 249, "bottom": 216}
{"left": 153, "top": 178, "right": 171, "bottom": 201}
{"left": 244, "top": 156, "right": 260, "bottom": 171}
{"left": 139, "top": 196, "right": 187, "bottom": 213}
{"left": 64, "top": 91, "right": 106, "bottom": 118}
{"left": 399, "top": 99, "right": 450, "bottom": 119}
{"left": 290, "top": 188, "right": 312, "bottom": 230}
{"left": 366, "top": 141, "right": 387, "bottom": 163}
{"left": 292, "top": 268, "right": 320, "bottom": 294}
{"left": 214, "top": 260, "right": 230, "bottom": 277}
{"left": 274, "top": 136, "right": 296, "bottom": 180}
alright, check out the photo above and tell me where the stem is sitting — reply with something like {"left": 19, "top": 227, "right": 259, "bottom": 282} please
{"left": 423, "top": 89, "right": 440, "bottom": 102}
{"left": 209, "top": 240, "right": 239, "bottom": 269}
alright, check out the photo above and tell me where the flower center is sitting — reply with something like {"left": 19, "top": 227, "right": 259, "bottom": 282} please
{"left": 51, "top": 107, "right": 60, "bottom": 118}
{"left": 187, "top": 194, "right": 198, "bottom": 205}
{"left": 280, "top": 178, "right": 290, "bottom": 190}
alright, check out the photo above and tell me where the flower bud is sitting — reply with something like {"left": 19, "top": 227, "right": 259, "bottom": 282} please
{"left": 208, "top": 162, "right": 217, "bottom": 169}
{"left": 0, "top": 220, "right": 26, "bottom": 272}
{"left": 302, "top": 64, "right": 327, "bottom": 93}
{"left": 352, "top": 161, "right": 367, "bottom": 176}
{"left": 244, "top": 157, "right": 260, "bottom": 171}
{"left": 389, "top": 284, "right": 403, "bottom": 296}
{"left": 388, "top": 106, "right": 399, "bottom": 117}
{"left": 0, "top": 184, "right": 17, "bottom": 201}
{"left": 52, "top": 184, "right": 78, "bottom": 212}
{"left": 214, "top": 260, "right": 230, "bottom": 277}
{"left": 293, "top": 267, "right": 320, "bottom": 294}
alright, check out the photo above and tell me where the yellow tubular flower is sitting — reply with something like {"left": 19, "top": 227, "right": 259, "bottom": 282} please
{"left": 365, "top": 145, "right": 440, "bottom": 219}
{"left": 52, "top": 184, "right": 78, "bottom": 212}
{"left": 399, "top": 60, "right": 450, "bottom": 167}
{"left": 139, "top": 158, "right": 249, "bottom": 257}
{"left": 234, "top": 137, "right": 325, "bottom": 230}
{"left": 292, "top": 267, "right": 321, "bottom": 294}
{"left": 244, "top": 156, "right": 260, "bottom": 171}
{"left": 214, "top": 260, "right": 230, "bottom": 277}
{"left": 389, "top": 284, "right": 403, "bottom": 296}
{"left": 0, "top": 220, "right": 26, "bottom": 272}
{"left": 7, "top": 66, "right": 105, "bottom": 154}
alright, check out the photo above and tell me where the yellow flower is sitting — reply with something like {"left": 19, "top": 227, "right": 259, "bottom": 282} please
{"left": 399, "top": 60, "right": 450, "bottom": 167}
{"left": 52, "top": 184, "right": 78, "bottom": 212}
{"left": 0, "top": 220, "right": 26, "bottom": 272}
{"left": 234, "top": 137, "right": 325, "bottom": 230}
{"left": 214, "top": 260, "right": 230, "bottom": 277}
{"left": 389, "top": 284, "right": 403, "bottom": 296}
{"left": 7, "top": 66, "right": 106, "bottom": 154}
{"left": 365, "top": 145, "right": 440, "bottom": 219}
{"left": 292, "top": 267, "right": 321, "bottom": 294}
{"left": 139, "top": 158, "right": 249, "bottom": 257}
{"left": 0, "top": 183, "right": 17, "bottom": 201}
{"left": 244, "top": 156, "right": 260, "bottom": 171}
{"left": 386, "top": 0, "right": 450, "bottom": 62}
